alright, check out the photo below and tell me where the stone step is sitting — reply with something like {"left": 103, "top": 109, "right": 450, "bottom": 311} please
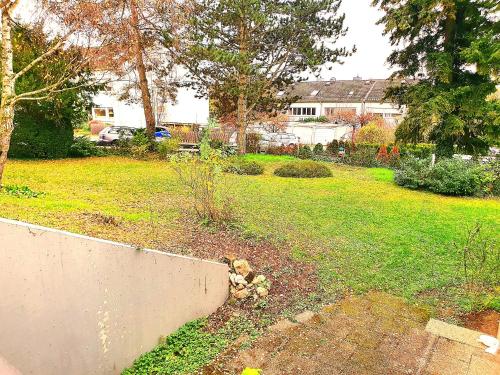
{"left": 426, "top": 319, "right": 484, "bottom": 349}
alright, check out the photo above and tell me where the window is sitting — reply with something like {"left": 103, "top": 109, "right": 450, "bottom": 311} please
{"left": 94, "top": 108, "right": 107, "bottom": 117}
{"left": 93, "top": 107, "right": 115, "bottom": 120}
{"left": 291, "top": 107, "right": 316, "bottom": 116}
{"left": 325, "top": 107, "right": 356, "bottom": 117}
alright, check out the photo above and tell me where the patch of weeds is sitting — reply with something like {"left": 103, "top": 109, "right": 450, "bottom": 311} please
{"left": 123, "top": 316, "right": 260, "bottom": 375}
{"left": 282, "top": 293, "right": 324, "bottom": 320}
{"left": 123, "top": 319, "right": 226, "bottom": 375}
{"left": 1, "top": 185, "right": 45, "bottom": 198}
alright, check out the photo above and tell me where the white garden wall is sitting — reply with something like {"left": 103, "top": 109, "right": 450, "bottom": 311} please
{"left": 0, "top": 218, "right": 228, "bottom": 375}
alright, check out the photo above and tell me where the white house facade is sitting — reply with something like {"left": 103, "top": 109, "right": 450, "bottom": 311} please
{"left": 91, "top": 69, "right": 209, "bottom": 129}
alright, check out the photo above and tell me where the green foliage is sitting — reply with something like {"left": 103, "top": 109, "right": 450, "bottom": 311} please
{"left": 225, "top": 159, "right": 265, "bottom": 175}
{"left": 374, "top": 0, "right": 499, "bottom": 156}
{"left": 274, "top": 160, "right": 332, "bottom": 178}
{"left": 123, "top": 316, "right": 259, "bottom": 375}
{"left": 157, "top": 138, "right": 181, "bottom": 159}
{"left": 427, "top": 159, "right": 493, "bottom": 197}
{"left": 171, "top": 122, "right": 234, "bottom": 225}
{"left": 298, "top": 145, "right": 313, "bottom": 159}
{"left": 7, "top": 24, "right": 96, "bottom": 159}
{"left": 326, "top": 139, "right": 339, "bottom": 155}
{"left": 346, "top": 143, "right": 380, "bottom": 167}
{"left": 300, "top": 116, "right": 329, "bottom": 123}
{"left": 394, "top": 157, "right": 431, "bottom": 190}
{"left": 313, "top": 143, "right": 324, "bottom": 154}
{"left": 122, "top": 319, "right": 226, "bottom": 375}
{"left": 1, "top": 185, "right": 44, "bottom": 198}
{"left": 179, "top": 0, "right": 351, "bottom": 119}
{"left": 399, "top": 143, "right": 436, "bottom": 159}
{"left": 130, "top": 131, "right": 151, "bottom": 159}
{"left": 68, "top": 137, "right": 105, "bottom": 158}
{"left": 395, "top": 157, "right": 494, "bottom": 197}
{"left": 454, "top": 223, "right": 499, "bottom": 297}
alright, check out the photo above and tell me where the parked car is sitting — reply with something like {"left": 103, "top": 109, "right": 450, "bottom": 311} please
{"left": 259, "top": 132, "right": 299, "bottom": 152}
{"left": 154, "top": 126, "right": 172, "bottom": 139}
{"left": 99, "top": 126, "right": 171, "bottom": 145}
{"left": 98, "top": 126, "right": 137, "bottom": 145}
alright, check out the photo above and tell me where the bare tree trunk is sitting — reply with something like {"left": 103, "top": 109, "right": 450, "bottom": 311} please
{"left": 236, "top": 20, "right": 248, "bottom": 154}
{"left": 0, "top": 125, "right": 13, "bottom": 186}
{"left": 237, "top": 76, "right": 248, "bottom": 154}
{"left": 130, "top": 0, "right": 156, "bottom": 141}
{"left": 0, "top": 7, "right": 16, "bottom": 187}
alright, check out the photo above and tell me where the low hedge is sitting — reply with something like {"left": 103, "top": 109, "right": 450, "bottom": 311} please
{"left": 224, "top": 160, "right": 265, "bottom": 175}
{"left": 395, "top": 157, "right": 496, "bottom": 197}
{"left": 274, "top": 160, "right": 332, "bottom": 178}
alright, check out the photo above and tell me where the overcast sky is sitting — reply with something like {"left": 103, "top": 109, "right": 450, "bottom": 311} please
{"left": 17, "top": 0, "right": 395, "bottom": 80}
{"left": 327, "top": 0, "right": 394, "bottom": 80}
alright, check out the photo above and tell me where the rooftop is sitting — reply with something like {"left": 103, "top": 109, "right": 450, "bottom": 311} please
{"left": 288, "top": 78, "right": 412, "bottom": 104}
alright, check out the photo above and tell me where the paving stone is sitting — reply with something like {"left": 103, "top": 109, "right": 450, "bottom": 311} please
{"left": 434, "top": 337, "right": 475, "bottom": 363}
{"left": 426, "top": 319, "right": 483, "bottom": 348}
{"left": 425, "top": 356, "right": 469, "bottom": 375}
{"left": 468, "top": 354, "right": 500, "bottom": 375}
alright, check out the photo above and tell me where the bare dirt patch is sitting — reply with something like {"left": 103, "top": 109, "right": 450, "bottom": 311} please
{"left": 463, "top": 310, "right": 500, "bottom": 336}
{"left": 169, "top": 222, "right": 321, "bottom": 329}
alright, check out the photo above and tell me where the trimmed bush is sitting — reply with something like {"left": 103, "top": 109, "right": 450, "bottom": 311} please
{"left": 427, "top": 159, "right": 492, "bottom": 197}
{"left": 313, "top": 143, "right": 324, "bottom": 154}
{"left": 298, "top": 145, "right": 313, "bottom": 159}
{"left": 394, "top": 157, "right": 431, "bottom": 190}
{"left": 10, "top": 104, "right": 75, "bottom": 159}
{"left": 326, "top": 140, "right": 339, "bottom": 155}
{"left": 224, "top": 160, "right": 264, "bottom": 175}
{"left": 274, "top": 160, "right": 332, "bottom": 178}
{"left": 395, "top": 157, "right": 494, "bottom": 196}
{"left": 68, "top": 136, "right": 105, "bottom": 157}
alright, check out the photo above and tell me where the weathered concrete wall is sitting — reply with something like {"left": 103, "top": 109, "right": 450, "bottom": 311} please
{"left": 0, "top": 218, "right": 228, "bottom": 375}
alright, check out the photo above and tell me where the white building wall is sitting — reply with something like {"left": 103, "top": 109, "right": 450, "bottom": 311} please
{"left": 162, "top": 87, "right": 209, "bottom": 125}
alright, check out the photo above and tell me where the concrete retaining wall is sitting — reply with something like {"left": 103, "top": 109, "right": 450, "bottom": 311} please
{"left": 0, "top": 218, "right": 228, "bottom": 375}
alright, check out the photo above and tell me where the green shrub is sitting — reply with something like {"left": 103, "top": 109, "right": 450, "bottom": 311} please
{"left": 346, "top": 143, "right": 380, "bottom": 167}
{"left": 313, "top": 143, "right": 324, "bottom": 154}
{"left": 274, "top": 160, "right": 332, "bottom": 178}
{"left": 129, "top": 131, "right": 151, "bottom": 159}
{"left": 300, "top": 116, "right": 328, "bottom": 123}
{"left": 394, "top": 157, "right": 431, "bottom": 189}
{"left": 68, "top": 136, "right": 104, "bottom": 157}
{"left": 157, "top": 138, "right": 181, "bottom": 159}
{"left": 427, "top": 159, "right": 492, "bottom": 197}
{"left": 395, "top": 157, "right": 494, "bottom": 196}
{"left": 225, "top": 160, "right": 264, "bottom": 175}
{"left": 298, "top": 145, "right": 313, "bottom": 159}
{"left": 400, "top": 143, "right": 436, "bottom": 159}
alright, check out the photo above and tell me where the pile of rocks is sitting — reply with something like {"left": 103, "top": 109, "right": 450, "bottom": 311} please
{"left": 226, "top": 257, "right": 270, "bottom": 300}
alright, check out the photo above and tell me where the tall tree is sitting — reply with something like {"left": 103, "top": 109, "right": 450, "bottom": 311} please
{"left": 178, "top": 0, "right": 351, "bottom": 153}
{"left": 373, "top": 0, "right": 499, "bottom": 157}
{"left": 95, "top": 0, "right": 185, "bottom": 141}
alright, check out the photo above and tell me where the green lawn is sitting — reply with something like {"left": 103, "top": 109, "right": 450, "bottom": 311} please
{"left": 1, "top": 155, "right": 499, "bottom": 311}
